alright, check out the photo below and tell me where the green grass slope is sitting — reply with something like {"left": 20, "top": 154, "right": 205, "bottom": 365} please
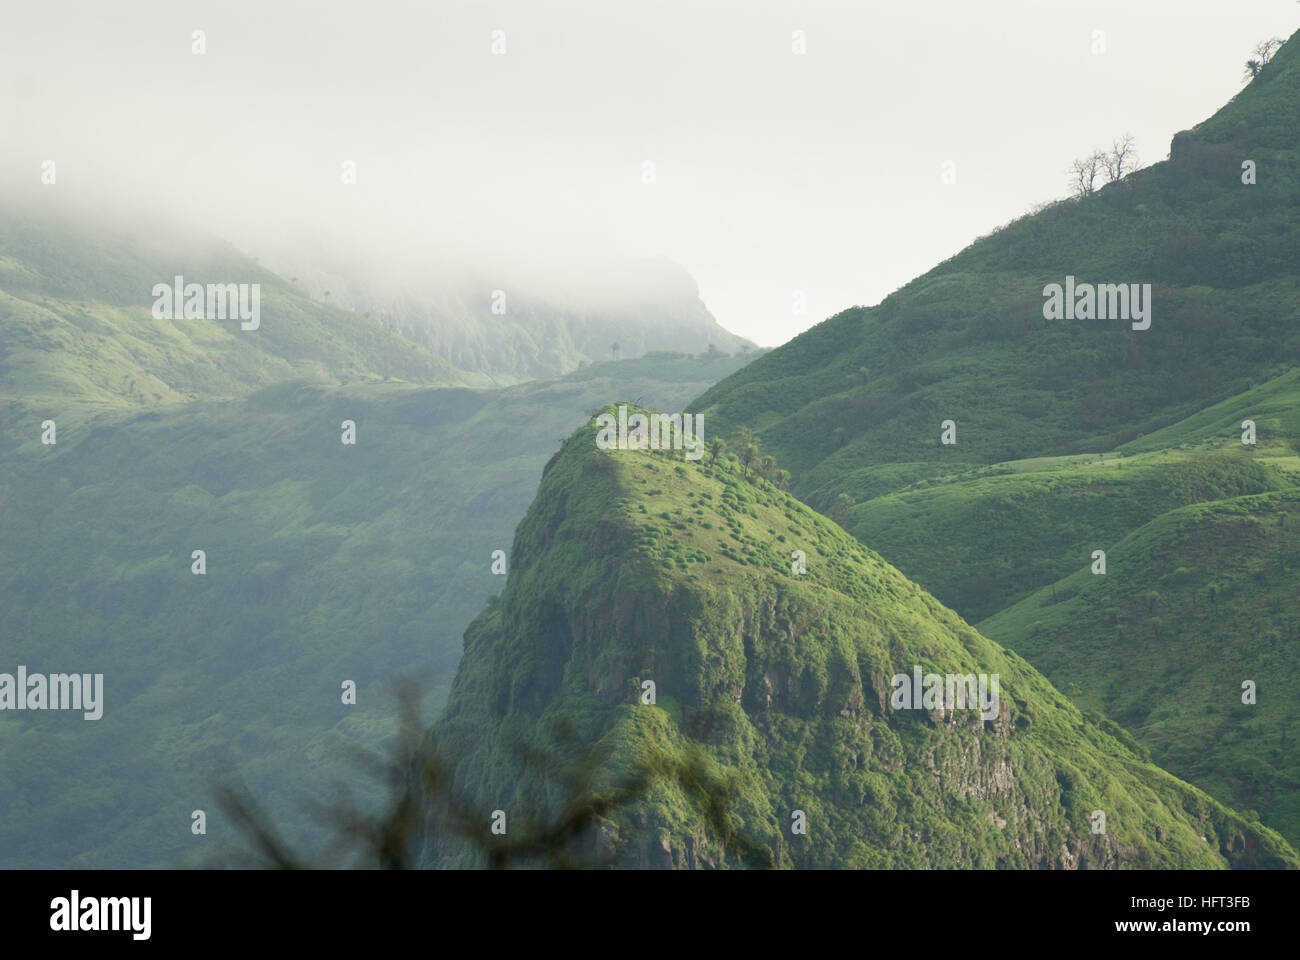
{"left": 980, "top": 487, "right": 1300, "bottom": 849}
{"left": 842, "top": 445, "right": 1291, "bottom": 623}
{"left": 0, "top": 353, "right": 749, "bottom": 868}
{"left": 836, "top": 365, "right": 1300, "bottom": 622}
{"left": 778, "top": 365, "right": 1300, "bottom": 849}
{"left": 675, "top": 34, "right": 1300, "bottom": 860}
{"left": 0, "top": 203, "right": 470, "bottom": 410}
{"left": 426, "top": 408, "right": 1297, "bottom": 868}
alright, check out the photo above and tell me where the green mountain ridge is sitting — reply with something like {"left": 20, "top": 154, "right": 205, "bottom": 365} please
{"left": 425, "top": 408, "right": 1297, "bottom": 868}
{"left": 681, "top": 29, "right": 1300, "bottom": 856}
{"left": 0, "top": 202, "right": 475, "bottom": 410}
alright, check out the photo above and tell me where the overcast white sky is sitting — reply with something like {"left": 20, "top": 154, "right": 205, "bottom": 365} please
{"left": 2, "top": 0, "right": 1296, "bottom": 345}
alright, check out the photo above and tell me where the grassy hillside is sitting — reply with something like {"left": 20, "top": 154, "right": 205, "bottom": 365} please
{"left": 677, "top": 31, "right": 1300, "bottom": 860}
{"left": 425, "top": 408, "right": 1297, "bottom": 868}
{"left": 842, "top": 444, "right": 1291, "bottom": 622}
{"left": 963, "top": 308, "right": 1300, "bottom": 844}
{"left": 723, "top": 302, "right": 1300, "bottom": 852}
{"left": 0, "top": 353, "right": 750, "bottom": 868}
{"left": 980, "top": 488, "right": 1300, "bottom": 847}
{"left": 0, "top": 203, "right": 473, "bottom": 410}
{"left": 834, "top": 365, "right": 1300, "bottom": 622}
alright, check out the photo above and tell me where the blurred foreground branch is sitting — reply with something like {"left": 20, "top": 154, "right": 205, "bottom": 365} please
{"left": 214, "top": 680, "right": 773, "bottom": 869}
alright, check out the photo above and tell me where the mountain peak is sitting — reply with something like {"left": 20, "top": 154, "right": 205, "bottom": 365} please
{"left": 426, "top": 408, "right": 1297, "bottom": 868}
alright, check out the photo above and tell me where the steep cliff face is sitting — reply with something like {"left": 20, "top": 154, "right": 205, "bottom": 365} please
{"left": 426, "top": 406, "right": 1298, "bottom": 868}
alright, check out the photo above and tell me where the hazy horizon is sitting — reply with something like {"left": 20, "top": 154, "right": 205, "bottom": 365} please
{"left": 2, "top": 0, "right": 1295, "bottom": 346}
